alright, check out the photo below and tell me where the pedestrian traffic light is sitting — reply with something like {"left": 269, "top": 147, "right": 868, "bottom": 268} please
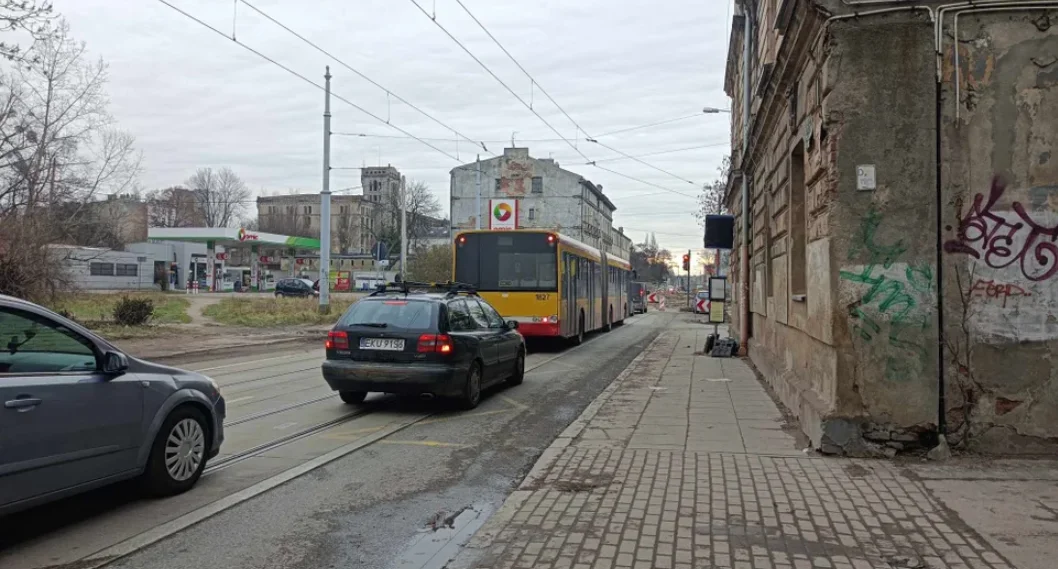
{"left": 682, "top": 254, "right": 690, "bottom": 271}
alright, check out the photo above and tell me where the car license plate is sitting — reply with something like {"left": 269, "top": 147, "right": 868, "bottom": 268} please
{"left": 360, "top": 338, "right": 405, "bottom": 351}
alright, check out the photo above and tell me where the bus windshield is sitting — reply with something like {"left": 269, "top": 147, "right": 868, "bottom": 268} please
{"left": 455, "top": 232, "right": 558, "bottom": 291}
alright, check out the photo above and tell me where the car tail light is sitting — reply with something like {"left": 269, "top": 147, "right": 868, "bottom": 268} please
{"left": 326, "top": 331, "right": 349, "bottom": 350}
{"left": 418, "top": 334, "right": 453, "bottom": 354}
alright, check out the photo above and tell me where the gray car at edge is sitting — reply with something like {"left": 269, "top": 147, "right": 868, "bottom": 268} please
{"left": 0, "top": 294, "right": 225, "bottom": 516}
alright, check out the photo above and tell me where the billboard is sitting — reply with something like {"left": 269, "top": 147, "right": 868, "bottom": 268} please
{"left": 489, "top": 199, "right": 518, "bottom": 231}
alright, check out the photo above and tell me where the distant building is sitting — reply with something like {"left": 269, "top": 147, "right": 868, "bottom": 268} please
{"left": 362, "top": 165, "right": 402, "bottom": 205}
{"left": 256, "top": 193, "right": 376, "bottom": 254}
{"left": 450, "top": 148, "right": 631, "bottom": 258}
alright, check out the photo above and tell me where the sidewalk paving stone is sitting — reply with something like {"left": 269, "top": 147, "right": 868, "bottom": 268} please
{"left": 447, "top": 315, "right": 1041, "bottom": 569}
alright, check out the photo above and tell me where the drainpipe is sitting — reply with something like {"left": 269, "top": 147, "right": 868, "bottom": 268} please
{"left": 738, "top": 0, "right": 753, "bottom": 356}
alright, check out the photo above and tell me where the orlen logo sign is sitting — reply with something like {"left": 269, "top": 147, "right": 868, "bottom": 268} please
{"left": 493, "top": 202, "right": 512, "bottom": 222}
{"left": 489, "top": 199, "right": 517, "bottom": 230}
{"left": 237, "top": 228, "right": 259, "bottom": 241}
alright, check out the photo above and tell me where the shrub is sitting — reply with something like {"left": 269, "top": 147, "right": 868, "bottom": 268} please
{"left": 113, "top": 296, "right": 154, "bottom": 326}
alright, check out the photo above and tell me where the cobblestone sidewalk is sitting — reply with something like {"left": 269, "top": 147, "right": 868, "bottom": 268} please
{"left": 447, "top": 316, "right": 1023, "bottom": 569}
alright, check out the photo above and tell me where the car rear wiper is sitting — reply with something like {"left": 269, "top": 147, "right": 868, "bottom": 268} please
{"left": 351, "top": 322, "right": 388, "bottom": 328}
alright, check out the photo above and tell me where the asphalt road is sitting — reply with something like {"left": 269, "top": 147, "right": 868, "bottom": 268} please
{"left": 0, "top": 310, "right": 673, "bottom": 569}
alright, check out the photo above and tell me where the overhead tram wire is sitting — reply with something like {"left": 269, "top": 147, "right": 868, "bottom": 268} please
{"left": 237, "top": 0, "right": 492, "bottom": 156}
{"left": 407, "top": 0, "right": 593, "bottom": 163}
{"left": 449, "top": 0, "right": 703, "bottom": 189}
{"left": 155, "top": 0, "right": 464, "bottom": 166}
{"left": 593, "top": 113, "right": 706, "bottom": 138}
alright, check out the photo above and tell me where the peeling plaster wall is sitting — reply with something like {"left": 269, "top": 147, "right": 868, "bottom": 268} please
{"left": 940, "top": 10, "right": 1058, "bottom": 452}
{"left": 449, "top": 149, "right": 629, "bottom": 256}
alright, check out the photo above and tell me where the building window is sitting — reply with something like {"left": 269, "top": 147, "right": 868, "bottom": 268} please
{"left": 790, "top": 141, "right": 807, "bottom": 296}
{"left": 90, "top": 262, "right": 114, "bottom": 276}
{"left": 528, "top": 207, "right": 536, "bottom": 221}
{"left": 531, "top": 177, "right": 543, "bottom": 194}
{"left": 495, "top": 178, "right": 502, "bottom": 192}
{"left": 116, "top": 263, "right": 138, "bottom": 277}
{"left": 304, "top": 205, "right": 312, "bottom": 214}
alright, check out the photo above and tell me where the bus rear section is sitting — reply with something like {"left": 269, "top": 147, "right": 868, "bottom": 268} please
{"left": 454, "top": 231, "right": 562, "bottom": 338}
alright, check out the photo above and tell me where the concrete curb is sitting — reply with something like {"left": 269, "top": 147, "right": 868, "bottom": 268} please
{"left": 518, "top": 331, "right": 666, "bottom": 490}
{"left": 146, "top": 333, "right": 327, "bottom": 364}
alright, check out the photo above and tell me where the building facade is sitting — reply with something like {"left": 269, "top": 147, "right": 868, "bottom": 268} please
{"left": 256, "top": 194, "right": 376, "bottom": 254}
{"left": 724, "top": 0, "right": 1058, "bottom": 454}
{"left": 450, "top": 148, "right": 633, "bottom": 258}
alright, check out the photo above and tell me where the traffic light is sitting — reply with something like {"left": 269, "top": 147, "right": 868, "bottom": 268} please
{"left": 682, "top": 254, "right": 690, "bottom": 271}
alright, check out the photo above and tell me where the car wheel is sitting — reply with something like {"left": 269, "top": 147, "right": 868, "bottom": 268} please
{"left": 507, "top": 350, "right": 525, "bottom": 386}
{"left": 339, "top": 390, "right": 367, "bottom": 404}
{"left": 275, "top": 292, "right": 284, "bottom": 298}
{"left": 142, "top": 406, "right": 209, "bottom": 497}
{"left": 459, "top": 362, "right": 482, "bottom": 410}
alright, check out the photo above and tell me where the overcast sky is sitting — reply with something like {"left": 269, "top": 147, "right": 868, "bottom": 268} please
{"left": 55, "top": 0, "right": 732, "bottom": 255}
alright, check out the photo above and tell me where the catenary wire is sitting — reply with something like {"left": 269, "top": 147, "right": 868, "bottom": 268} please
{"left": 155, "top": 0, "right": 464, "bottom": 166}
{"left": 237, "top": 0, "right": 493, "bottom": 155}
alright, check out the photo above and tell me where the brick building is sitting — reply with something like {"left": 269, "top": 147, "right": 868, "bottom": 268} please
{"left": 724, "top": 0, "right": 1058, "bottom": 454}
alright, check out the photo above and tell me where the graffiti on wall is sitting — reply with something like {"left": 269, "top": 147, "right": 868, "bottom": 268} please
{"left": 944, "top": 177, "right": 1058, "bottom": 282}
{"left": 840, "top": 207, "right": 934, "bottom": 382}
{"left": 945, "top": 177, "right": 1058, "bottom": 342}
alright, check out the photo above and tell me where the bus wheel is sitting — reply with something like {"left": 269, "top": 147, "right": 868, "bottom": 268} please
{"left": 605, "top": 307, "right": 613, "bottom": 332}
{"left": 573, "top": 313, "right": 585, "bottom": 345}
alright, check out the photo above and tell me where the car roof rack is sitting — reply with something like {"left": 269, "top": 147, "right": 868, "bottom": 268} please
{"left": 369, "top": 281, "right": 478, "bottom": 297}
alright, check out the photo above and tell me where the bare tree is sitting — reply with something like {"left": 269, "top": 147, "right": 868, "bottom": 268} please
{"left": 185, "top": 166, "right": 250, "bottom": 227}
{"left": 369, "top": 179, "right": 442, "bottom": 256}
{"left": 695, "top": 156, "right": 730, "bottom": 227}
{"left": 146, "top": 186, "right": 205, "bottom": 227}
{"left": 0, "top": 19, "right": 141, "bottom": 302}
{"left": 0, "top": 0, "right": 55, "bottom": 66}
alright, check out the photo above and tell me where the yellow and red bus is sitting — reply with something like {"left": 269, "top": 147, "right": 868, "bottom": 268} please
{"left": 453, "top": 230, "right": 632, "bottom": 342}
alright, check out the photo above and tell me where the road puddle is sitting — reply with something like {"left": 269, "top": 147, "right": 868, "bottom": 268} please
{"left": 393, "top": 503, "right": 494, "bottom": 568}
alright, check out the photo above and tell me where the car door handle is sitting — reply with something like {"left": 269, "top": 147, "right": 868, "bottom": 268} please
{"left": 5, "top": 397, "right": 42, "bottom": 410}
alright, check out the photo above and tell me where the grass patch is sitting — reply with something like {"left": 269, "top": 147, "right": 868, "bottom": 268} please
{"left": 50, "top": 293, "right": 191, "bottom": 325}
{"left": 202, "top": 297, "right": 355, "bottom": 327}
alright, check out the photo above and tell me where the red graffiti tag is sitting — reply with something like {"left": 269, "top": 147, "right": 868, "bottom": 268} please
{"left": 943, "top": 177, "right": 1058, "bottom": 281}
{"left": 968, "top": 278, "right": 1031, "bottom": 307}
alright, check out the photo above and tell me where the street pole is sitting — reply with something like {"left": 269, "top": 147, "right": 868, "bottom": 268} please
{"left": 475, "top": 154, "right": 481, "bottom": 230}
{"left": 686, "top": 249, "right": 692, "bottom": 310}
{"left": 319, "top": 66, "right": 332, "bottom": 314}
{"left": 400, "top": 174, "right": 407, "bottom": 281}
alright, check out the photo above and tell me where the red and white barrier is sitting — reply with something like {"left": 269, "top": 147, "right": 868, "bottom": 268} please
{"left": 696, "top": 298, "right": 708, "bottom": 313}
{"left": 647, "top": 292, "right": 658, "bottom": 304}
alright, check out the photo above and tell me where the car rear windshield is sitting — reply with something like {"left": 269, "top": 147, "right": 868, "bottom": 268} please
{"left": 338, "top": 299, "right": 438, "bottom": 330}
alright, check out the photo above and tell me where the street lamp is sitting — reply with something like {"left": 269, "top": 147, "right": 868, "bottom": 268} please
{"left": 703, "top": 107, "right": 732, "bottom": 114}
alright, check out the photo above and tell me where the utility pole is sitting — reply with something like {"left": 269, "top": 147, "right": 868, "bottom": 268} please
{"left": 686, "top": 249, "right": 692, "bottom": 310}
{"left": 319, "top": 66, "right": 332, "bottom": 314}
{"left": 400, "top": 174, "right": 407, "bottom": 281}
{"left": 475, "top": 154, "right": 481, "bottom": 230}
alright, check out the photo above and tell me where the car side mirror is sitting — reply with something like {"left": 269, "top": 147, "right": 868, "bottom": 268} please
{"left": 103, "top": 351, "right": 129, "bottom": 375}
{"left": 506, "top": 320, "right": 519, "bottom": 330}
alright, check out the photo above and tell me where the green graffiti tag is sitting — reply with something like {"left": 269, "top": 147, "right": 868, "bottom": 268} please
{"left": 839, "top": 207, "right": 933, "bottom": 382}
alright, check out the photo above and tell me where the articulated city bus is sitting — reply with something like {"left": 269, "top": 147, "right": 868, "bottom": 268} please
{"left": 453, "top": 230, "right": 632, "bottom": 343}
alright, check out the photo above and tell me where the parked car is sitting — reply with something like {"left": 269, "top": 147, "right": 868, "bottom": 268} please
{"left": 628, "top": 282, "right": 647, "bottom": 315}
{"left": 0, "top": 294, "right": 225, "bottom": 516}
{"left": 694, "top": 290, "right": 710, "bottom": 313}
{"left": 322, "top": 282, "right": 525, "bottom": 409}
{"left": 274, "top": 277, "right": 318, "bottom": 298}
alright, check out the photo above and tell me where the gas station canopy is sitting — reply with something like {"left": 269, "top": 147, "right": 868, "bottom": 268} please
{"left": 148, "top": 227, "right": 321, "bottom": 250}
{"left": 148, "top": 227, "right": 321, "bottom": 292}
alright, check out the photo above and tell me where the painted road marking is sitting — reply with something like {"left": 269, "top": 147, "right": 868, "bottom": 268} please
{"left": 226, "top": 395, "right": 255, "bottom": 405}
{"left": 499, "top": 395, "right": 528, "bottom": 411}
{"left": 378, "top": 440, "right": 471, "bottom": 449}
{"left": 274, "top": 422, "right": 299, "bottom": 430}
